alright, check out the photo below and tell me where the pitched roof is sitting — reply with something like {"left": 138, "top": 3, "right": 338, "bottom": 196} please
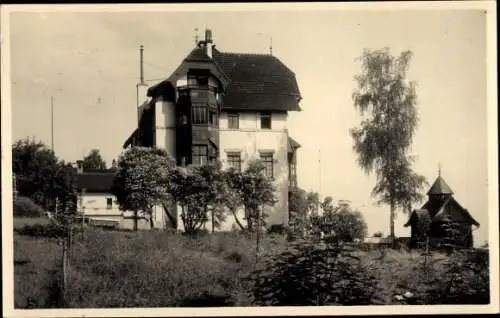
{"left": 212, "top": 48, "right": 301, "bottom": 112}
{"left": 406, "top": 198, "right": 480, "bottom": 227}
{"left": 76, "top": 170, "right": 115, "bottom": 193}
{"left": 427, "top": 175, "right": 454, "bottom": 195}
{"left": 287, "top": 136, "right": 301, "bottom": 153}
{"left": 147, "top": 46, "right": 302, "bottom": 112}
{"left": 404, "top": 209, "right": 432, "bottom": 227}
{"left": 433, "top": 197, "right": 480, "bottom": 226}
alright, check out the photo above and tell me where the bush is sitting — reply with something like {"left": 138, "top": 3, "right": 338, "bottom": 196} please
{"left": 15, "top": 223, "right": 82, "bottom": 239}
{"left": 425, "top": 250, "right": 490, "bottom": 304}
{"left": 249, "top": 241, "right": 378, "bottom": 306}
{"left": 267, "top": 224, "right": 286, "bottom": 235}
{"left": 13, "top": 196, "right": 45, "bottom": 217}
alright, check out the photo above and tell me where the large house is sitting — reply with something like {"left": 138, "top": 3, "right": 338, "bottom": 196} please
{"left": 404, "top": 172, "right": 480, "bottom": 249}
{"left": 122, "top": 29, "right": 302, "bottom": 231}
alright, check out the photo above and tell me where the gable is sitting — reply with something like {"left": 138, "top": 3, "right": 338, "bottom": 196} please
{"left": 147, "top": 47, "right": 302, "bottom": 112}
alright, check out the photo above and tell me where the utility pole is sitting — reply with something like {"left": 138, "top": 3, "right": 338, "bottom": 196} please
{"left": 51, "top": 96, "right": 54, "bottom": 152}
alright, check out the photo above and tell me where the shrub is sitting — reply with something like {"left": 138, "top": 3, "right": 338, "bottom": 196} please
{"left": 267, "top": 224, "right": 286, "bottom": 235}
{"left": 425, "top": 250, "right": 490, "bottom": 304}
{"left": 15, "top": 223, "right": 82, "bottom": 239}
{"left": 13, "top": 196, "right": 45, "bottom": 217}
{"left": 249, "top": 241, "right": 378, "bottom": 306}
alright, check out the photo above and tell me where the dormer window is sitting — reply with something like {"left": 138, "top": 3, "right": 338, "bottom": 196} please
{"left": 260, "top": 112, "right": 272, "bottom": 130}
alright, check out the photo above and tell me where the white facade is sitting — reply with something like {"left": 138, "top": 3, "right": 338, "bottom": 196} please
{"left": 79, "top": 192, "right": 163, "bottom": 230}
{"left": 152, "top": 110, "right": 291, "bottom": 232}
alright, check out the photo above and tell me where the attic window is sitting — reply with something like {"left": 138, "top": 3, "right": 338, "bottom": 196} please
{"left": 260, "top": 112, "right": 272, "bottom": 130}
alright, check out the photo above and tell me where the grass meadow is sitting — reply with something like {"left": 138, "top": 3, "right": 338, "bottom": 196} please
{"left": 13, "top": 217, "right": 490, "bottom": 308}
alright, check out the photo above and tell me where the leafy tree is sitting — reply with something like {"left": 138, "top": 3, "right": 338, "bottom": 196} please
{"left": 351, "top": 48, "right": 427, "bottom": 239}
{"left": 288, "top": 187, "right": 309, "bottom": 238}
{"left": 82, "top": 149, "right": 107, "bottom": 170}
{"left": 306, "top": 191, "right": 320, "bottom": 216}
{"left": 53, "top": 162, "right": 79, "bottom": 226}
{"left": 170, "top": 162, "right": 228, "bottom": 234}
{"left": 239, "top": 160, "right": 277, "bottom": 232}
{"left": 311, "top": 200, "right": 368, "bottom": 244}
{"left": 221, "top": 167, "right": 247, "bottom": 232}
{"left": 12, "top": 137, "right": 59, "bottom": 210}
{"left": 112, "top": 147, "right": 176, "bottom": 231}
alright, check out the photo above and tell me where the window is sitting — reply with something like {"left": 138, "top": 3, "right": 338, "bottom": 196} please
{"left": 260, "top": 112, "right": 272, "bottom": 129}
{"left": 192, "top": 104, "right": 209, "bottom": 124}
{"left": 209, "top": 106, "right": 218, "bottom": 127}
{"left": 228, "top": 113, "right": 239, "bottom": 129}
{"left": 260, "top": 152, "right": 274, "bottom": 178}
{"left": 192, "top": 145, "right": 208, "bottom": 166}
{"left": 106, "top": 198, "right": 113, "bottom": 209}
{"left": 227, "top": 152, "right": 241, "bottom": 172}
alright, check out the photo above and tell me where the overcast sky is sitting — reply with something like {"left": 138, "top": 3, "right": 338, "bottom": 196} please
{"left": 7, "top": 5, "right": 491, "bottom": 245}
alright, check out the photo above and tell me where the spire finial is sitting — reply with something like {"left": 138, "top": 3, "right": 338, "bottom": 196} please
{"left": 438, "top": 162, "right": 442, "bottom": 177}
{"left": 194, "top": 28, "right": 199, "bottom": 47}
{"left": 269, "top": 37, "right": 273, "bottom": 55}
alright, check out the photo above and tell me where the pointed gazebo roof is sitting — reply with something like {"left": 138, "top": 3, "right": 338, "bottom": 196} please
{"left": 427, "top": 175, "right": 454, "bottom": 195}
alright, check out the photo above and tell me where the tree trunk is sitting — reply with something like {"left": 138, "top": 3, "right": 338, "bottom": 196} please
{"left": 211, "top": 206, "right": 215, "bottom": 233}
{"left": 163, "top": 203, "right": 177, "bottom": 229}
{"left": 133, "top": 210, "right": 138, "bottom": 231}
{"left": 390, "top": 202, "right": 395, "bottom": 247}
{"left": 255, "top": 205, "right": 261, "bottom": 263}
{"left": 230, "top": 209, "right": 246, "bottom": 232}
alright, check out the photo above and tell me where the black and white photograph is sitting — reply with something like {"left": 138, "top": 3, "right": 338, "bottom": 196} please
{"left": 1, "top": 2, "right": 498, "bottom": 317}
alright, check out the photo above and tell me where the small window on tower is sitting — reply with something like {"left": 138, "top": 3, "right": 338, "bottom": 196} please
{"left": 106, "top": 198, "right": 113, "bottom": 209}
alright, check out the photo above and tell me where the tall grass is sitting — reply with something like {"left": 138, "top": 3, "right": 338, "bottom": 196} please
{"left": 63, "top": 229, "right": 286, "bottom": 307}
{"left": 14, "top": 223, "right": 489, "bottom": 308}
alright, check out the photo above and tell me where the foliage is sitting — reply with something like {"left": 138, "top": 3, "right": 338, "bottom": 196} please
{"left": 13, "top": 196, "right": 45, "bottom": 217}
{"left": 373, "top": 231, "right": 384, "bottom": 238}
{"left": 221, "top": 160, "right": 277, "bottom": 232}
{"left": 240, "top": 160, "right": 277, "bottom": 232}
{"left": 189, "top": 162, "right": 228, "bottom": 233}
{"left": 82, "top": 149, "right": 107, "bottom": 170}
{"left": 306, "top": 191, "right": 320, "bottom": 216}
{"left": 53, "top": 162, "right": 79, "bottom": 227}
{"left": 15, "top": 223, "right": 68, "bottom": 238}
{"left": 351, "top": 48, "right": 427, "bottom": 238}
{"left": 310, "top": 200, "right": 368, "bottom": 243}
{"left": 112, "top": 147, "right": 176, "bottom": 231}
{"left": 14, "top": 225, "right": 489, "bottom": 308}
{"left": 288, "top": 187, "right": 309, "bottom": 238}
{"left": 250, "top": 241, "right": 378, "bottom": 306}
{"left": 12, "top": 137, "right": 59, "bottom": 210}
{"left": 425, "top": 250, "right": 490, "bottom": 304}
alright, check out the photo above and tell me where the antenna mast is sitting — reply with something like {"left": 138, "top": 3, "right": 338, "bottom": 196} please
{"left": 50, "top": 96, "right": 54, "bottom": 152}
{"left": 139, "top": 45, "right": 145, "bottom": 85}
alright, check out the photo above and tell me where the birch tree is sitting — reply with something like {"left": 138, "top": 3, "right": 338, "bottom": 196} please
{"left": 351, "top": 48, "right": 427, "bottom": 240}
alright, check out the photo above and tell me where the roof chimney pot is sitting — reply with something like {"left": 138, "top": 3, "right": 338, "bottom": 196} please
{"left": 205, "top": 29, "right": 213, "bottom": 59}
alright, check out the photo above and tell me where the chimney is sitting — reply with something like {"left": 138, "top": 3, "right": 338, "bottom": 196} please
{"left": 205, "top": 29, "right": 213, "bottom": 59}
{"left": 76, "top": 160, "right": 84, "bottom": 174}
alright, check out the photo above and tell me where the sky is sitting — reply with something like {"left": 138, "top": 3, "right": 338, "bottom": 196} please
{"left": 6, "top": 5, "right": 491, "bottom": 245}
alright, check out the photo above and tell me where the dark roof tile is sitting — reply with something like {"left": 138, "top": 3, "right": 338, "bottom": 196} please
{"left": 148, "top": 47, "right": 302, "bottom": 112}
{"left": 427, "top": 176, "right": 454, "bottom": 195}
{"left": 76, "top": 171, "right": 115, "bottom": 193}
